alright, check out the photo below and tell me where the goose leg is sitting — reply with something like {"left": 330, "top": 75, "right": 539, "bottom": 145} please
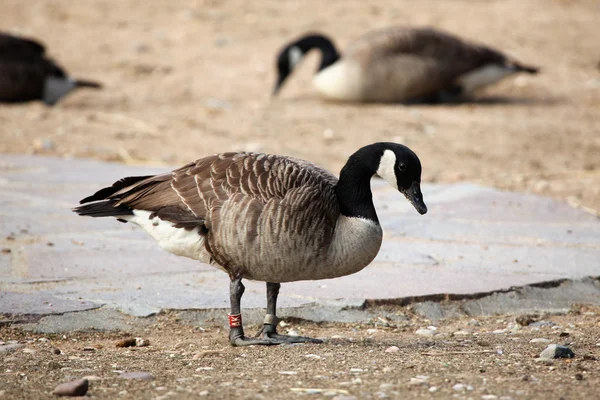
{"left": 257, "top": 282, "right": 322, "bottom": 344}
{"left": 228, "top": 276, "right": 277, "bottom": 346}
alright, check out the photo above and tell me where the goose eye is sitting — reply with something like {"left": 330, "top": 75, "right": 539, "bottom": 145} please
{"left": 398, "top": 163, "right": 407, "bottom": 172}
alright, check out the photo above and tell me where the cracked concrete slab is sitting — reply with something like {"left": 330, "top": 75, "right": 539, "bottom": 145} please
{"left": 1, "top": 155, "right": 599, "bottom": 329}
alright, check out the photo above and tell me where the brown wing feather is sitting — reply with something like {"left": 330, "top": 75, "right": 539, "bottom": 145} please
{"left": 95, "top": 152, "right": 339, "bottom": 234}
{"left": 348, "top": 26, "right": 508, "bottom": 69}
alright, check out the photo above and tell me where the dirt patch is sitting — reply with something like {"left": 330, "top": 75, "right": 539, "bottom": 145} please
{"left": 0, "top": 0, "right": 598, "bottom": 214}
{"left": 1, "top": 307, "right": 599, "bottom": 399}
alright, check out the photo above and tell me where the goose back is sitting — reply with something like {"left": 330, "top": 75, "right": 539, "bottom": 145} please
{"left": 317, "top": 27, "right": 522, "bottom": 102}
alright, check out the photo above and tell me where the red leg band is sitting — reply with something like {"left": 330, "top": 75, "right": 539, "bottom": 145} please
{"left": 228, "top": 313, "right": 242, "bottom": 328}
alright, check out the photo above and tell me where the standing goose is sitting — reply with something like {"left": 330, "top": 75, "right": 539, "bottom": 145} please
{"left": 74, "top": 143, "right": 427, "bottom": 346}
{"left": 273, "top": 26, "right": 539, "bottom": 103}
{"left": 0, "top": 32, "right": 102, "bottom": 105}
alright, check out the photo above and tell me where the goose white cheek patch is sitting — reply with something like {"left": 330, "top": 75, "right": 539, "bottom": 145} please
{"left": 376, "top": 149, "right": 398, "bottom": 190}
{"left": 288, "top": 46, "right": 304, "bottom": 69}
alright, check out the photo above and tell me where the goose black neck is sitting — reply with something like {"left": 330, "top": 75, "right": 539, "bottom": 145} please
{"left": 334, "top": 144, "right": 385, "bottom": 223}
{"left": 295, "top": 34, "right": 340, "bottom": 71}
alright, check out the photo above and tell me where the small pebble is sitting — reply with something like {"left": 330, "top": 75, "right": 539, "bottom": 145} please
{"left": 539, "top": 344, "right": 575, "bottom": 359}
{"left": 119, "top": 372, "right": 154, "bottom": 380}
{"left": 384, "top": 346, "right": 399, "bottom": 353}
{"left": 415, "top": 328, "right": 435, "bottom": 336}
{"left": 574, "top": 373, "right": 584, "bottom": 380}
{"left": 22, "top": 348, "right": 36, "bottom": 354}
{"left": 530, "top": 338, "right": 551, "bottom": 344}
{"left": 38, "top": 338, "right": 50, "bottom": 342}
{"left": 516, "top": 315, "right": 539, "bottom": 326}
{"left": 135, "top": 337, "right": 150, "bottom": 347}
{"left": 52, "top": 379, "right": 89, "bottom": 397}
{"left": 195, "top": 367, "right": 215, "bottom": 371}
{"left": 453, "top": 330, "right": 470, "bottom": 337}
{"left": 429, "top": 386, "right": 439, "bottom": 393}
{"left": 481, "top": 396, "right": 498, "bottom": 400}
{"left": 304, "top": 354, "right": 321, "bottom": 359}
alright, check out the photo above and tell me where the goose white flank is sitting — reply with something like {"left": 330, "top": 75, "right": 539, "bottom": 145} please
{"left": 274, "top": 26, "right": 538, "bottom": 103}
{"left": 74, "top": 142, "right": 427, "bottom": 346}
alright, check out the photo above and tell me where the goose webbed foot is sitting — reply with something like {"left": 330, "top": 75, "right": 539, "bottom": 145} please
{"left": 257, "top": 323, "right": 322, "bottom": 344}
{"left": 229, "top": 326, "right": 278, "bottom": 346}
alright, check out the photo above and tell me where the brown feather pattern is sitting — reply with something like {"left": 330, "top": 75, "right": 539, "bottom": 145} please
{"left": 89, "top": 152, "right": 365, "bottom": 282}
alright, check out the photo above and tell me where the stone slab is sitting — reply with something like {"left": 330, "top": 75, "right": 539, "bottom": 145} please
{"left": 0, "top": 154, "right": 599, "bottom": 318}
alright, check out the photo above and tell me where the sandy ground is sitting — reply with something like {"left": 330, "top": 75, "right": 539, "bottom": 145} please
{"left": 0, "top": 0, "right": 598, "bottom": 214}
{"left": 1, "top": 1, "right": 599, "bottom": 399}
{"left": 1, "top": 307, "right": 600, "bottom": 399}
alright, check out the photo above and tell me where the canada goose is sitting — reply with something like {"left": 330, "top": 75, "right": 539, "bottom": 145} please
{"left": 273, "top": 26, "right": 539, "bottom": 103}
{"left": 0, "top": 32, "right": 102, "bottom": 105}
{"left": 74, "top": 142, "right": 427, "bottom": 346}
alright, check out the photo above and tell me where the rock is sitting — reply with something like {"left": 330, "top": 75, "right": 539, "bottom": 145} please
{"left": 22, "top": 348, "right": 36, "bottom": 354}
{"left": 530, "top": 338, "right": 551, "bottom": 344}
{"left": 52, "top": 379, "right": 89, "bottom": 397}
{"left": 481, "top": 396, "right": 498, "bottom": 400}
{"left": 366, "top": 329, "right": 378, "bottom": 335}
{"left": 453, "top": 383, "right": 474, "bottom": 391}
{"left": 409, "top": 375, "right": 429, "bottom": 385}
{"left": 304, "top": 354, "right": 322, "bottom": 359}
{"left": 467, "top": 319, "right": 480, "bottom": 326}
{"left": 0, "top": 344, "right": 23, "bottom": 352}
{"left": 453, "top": 330, "right": 470, "bottom": 337}
{"left": 384, "top": 346, "right": 399, "bottom": 353}
{"left": 415, "top": 328, "right": 435, "bottom": 336}
{"left": 517, "top": 314, "right": 539, "bottom": 326}
{"left": 539, "top": 344, "right": 575, "bottom": 359}
{"left": 115, "top": 338, "right": 137, "bottom": 348}
{"left": 428, "top": 386, "right": 439, "bottom": 392}
{"left": 135, "top": 338, "right": 150, "bottom": 347}
{"left": 199, "top": 391, "right": 209, "bottom": 396}
{"left": 118, "top": 372, "right": 154, "bottom": 380}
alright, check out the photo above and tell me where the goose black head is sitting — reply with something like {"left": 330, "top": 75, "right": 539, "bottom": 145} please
{"left": 273, "top": 34, "right": 340, "bottom": 96}
{"left": 375, "top": 143, "right": 427, "bottom": 215}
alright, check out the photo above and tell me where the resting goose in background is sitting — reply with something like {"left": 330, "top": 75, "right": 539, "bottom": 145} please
{"left": 0, "top": 32, "right": 102, "bottom": 105}
{"left": 273, "top": 26, "right": 539, "bottom": 103}
{"left": 74, "top": 142, "right": 427, "bottom": 346}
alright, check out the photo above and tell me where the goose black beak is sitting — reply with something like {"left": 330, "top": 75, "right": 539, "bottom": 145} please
{"left": 273, "top": 77, "right": 284, "bottom": 96}
{"left": 402, "top": 182, "right": 427, "bottom": 215}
